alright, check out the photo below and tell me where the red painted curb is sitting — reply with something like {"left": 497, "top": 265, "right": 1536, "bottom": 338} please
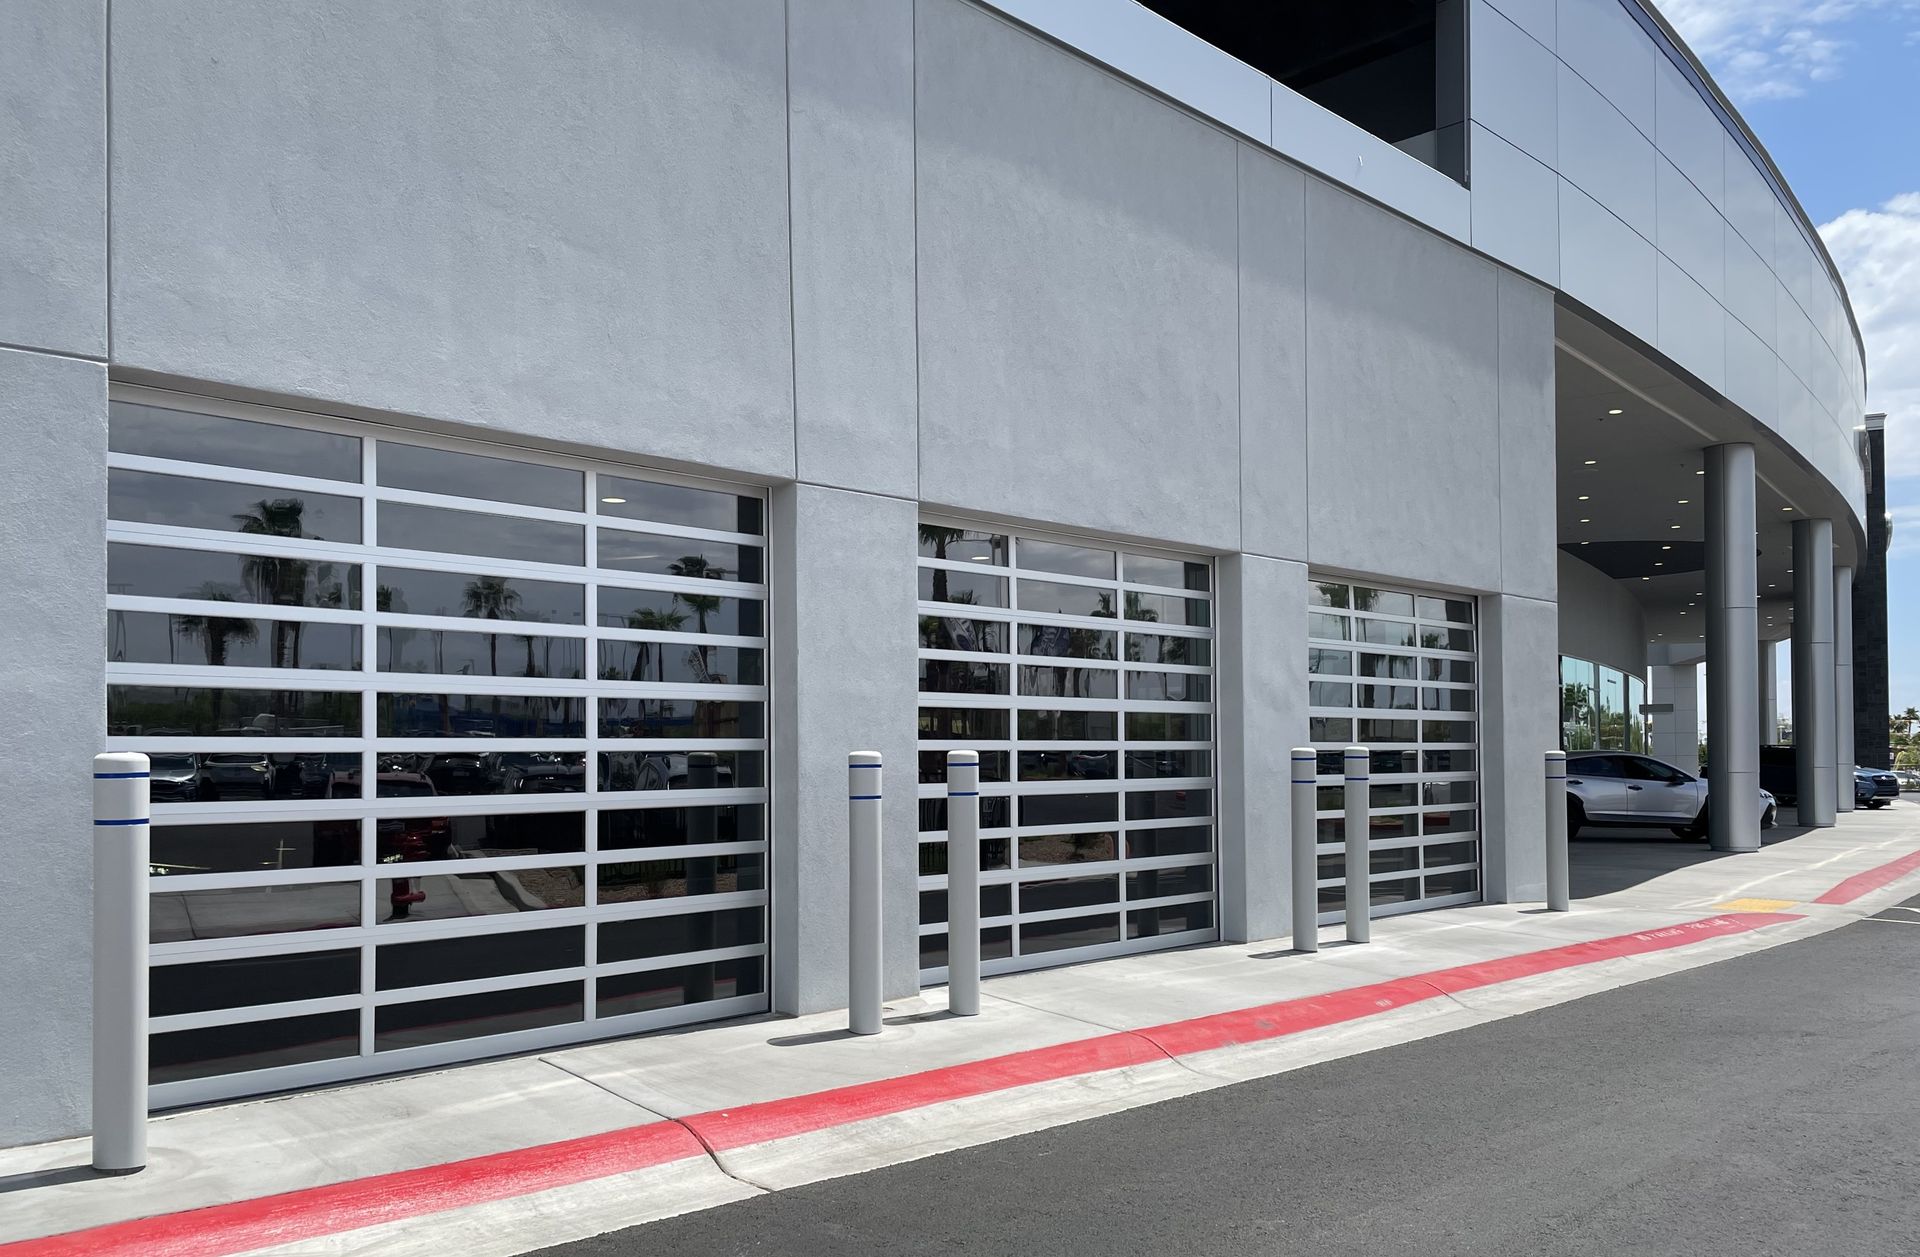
{"left": 4, "top": 911, "right": 1804, "bottom": 1256}
{"left": 1815, "top": 847, "right": 1920, "bottom": 904}
{"left": 0, "top": 1122, "right": 703, "bottom": 1257}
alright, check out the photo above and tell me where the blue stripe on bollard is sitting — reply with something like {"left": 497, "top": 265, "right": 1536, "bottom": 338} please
{"left": 93, "top": 771, "right": 151, "bottom": 780}
{"left": 93, "top": 818, "right": 150, "bottom": 826}
{"left": 949, "top": 790, "right": 979, "bottom": 797}
{"left": 848, "top": 794, "right": 882, "bottom": 801}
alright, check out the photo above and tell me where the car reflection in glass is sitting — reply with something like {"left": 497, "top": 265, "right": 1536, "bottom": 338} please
{"left": 148, "top": 752, "right": 201, "bottom": 801}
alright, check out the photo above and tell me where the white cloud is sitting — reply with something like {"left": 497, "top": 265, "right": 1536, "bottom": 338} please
{"left": 1819, "top": 194, "right": 1920, "bottom": 479}
{"left": 1658, "top": 0, "right": 1919, "bottom": 100}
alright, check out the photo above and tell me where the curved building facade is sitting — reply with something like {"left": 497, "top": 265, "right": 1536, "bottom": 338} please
{"left": 0, "top": 0, "right": 1871, "bottom": 1142}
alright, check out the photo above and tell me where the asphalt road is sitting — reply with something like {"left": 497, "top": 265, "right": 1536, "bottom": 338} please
{"left": 537, "top": 899, "right": 1920, "bottom": 1257}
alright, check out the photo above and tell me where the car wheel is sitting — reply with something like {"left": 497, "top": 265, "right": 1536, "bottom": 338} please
{"left": 1566, "top": 798, "right": 1583, "bottom": 839}
{"left": 1762, "top": 805, "right": 1776, "bottom": 829}
{"left": 1682, "top": 806, "right": 1708, "bottom": 841}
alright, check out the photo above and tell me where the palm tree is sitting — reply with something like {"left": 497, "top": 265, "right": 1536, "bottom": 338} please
{"left": 669, "top": 556, "right": 728, "bottom": 687}
{"left": 625, "top": 607, "right": 688, "bottom": 681}
{"left": 233, "top": 498, "right": 310, "bottom": 667}
{"left": 461, "top": 577, "right": 521, "bottom": 677}
{"left": 918, "top": 525, "right": 967, "bottom": 604}
{"left": 173, "top": 586, "right": 258, "bottom": 667}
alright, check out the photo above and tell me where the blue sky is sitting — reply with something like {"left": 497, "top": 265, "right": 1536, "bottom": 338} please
{"left": 1661, "top": 0, "right": 1920, "bottom": 722}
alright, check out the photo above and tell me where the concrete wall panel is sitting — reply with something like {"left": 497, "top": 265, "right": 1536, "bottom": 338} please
{"left": 1555, "top": 0, "right": 1656, "bottom": 136}
{"left": 1490, "top": 0, "right": 1557, "bottom": 50}
{"left": 0, "top": 0, "right": 105, "bottom": 357}
{"left": 111, "top": 1, "right": 797, "bottom": 478}
{"left": 1470, "top": 128, "right": 1561, "bottom": 286}
{"left": 1498, "top": 271, "right": 1559, "bottom": 602}
{"left": 1557, "top": 551, "right": 1646, "bottom": 674}
{"left": 0, "top": 349, "right": 107, "bottom": 1145}
{"left": 1558, "top": 181, "right": 1657, "bottom": 345}
{"left": 1471, "top": 2, "right": 1558, "bottom": 165}
{"left": 1556, "top": 66, "right": 1655, "bottom": 240}
{"left": 1304, "top": 181, "right": 1502, "bottom": 590}
{"left": 1656, "top": 156, "right": 1724, "bottom": 301}
{"left": 1654, "top": 56, "right": 1725, "bottom": 209}
{"left": 915, "top": 0, "right": 1241, "bottom": 551}
{"left": 1236, "top": 147, "right": 1308, "bottom": 562}
{"left": 1481, "top": 592, "right": 1559, "bottom": 903}
{"left": 790, "top": 0, "right": 919, "bottom": 498}
{"left": 1723, "top": 221, "right": 1778, "bottom": 347}
{"left": 1658, "top": 255, "right": 1727, "bottom": 394}
{"left": 1722, "top": 131, "right": 1776, "bottom": 256}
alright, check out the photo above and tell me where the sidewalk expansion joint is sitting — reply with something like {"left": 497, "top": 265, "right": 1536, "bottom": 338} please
{"left": 537, "top": 1057, "right": 774, "bottom": 1196}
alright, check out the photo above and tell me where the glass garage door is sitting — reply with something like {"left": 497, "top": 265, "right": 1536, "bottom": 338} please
{"left": 1305, "top": 577, "right": 1480, "bottom": 921}
{"left": 106, "top": 388, "right": 770, "bottom": 1104}
{"left": 915, "top": 521, "right": 1217, "bottom": 979}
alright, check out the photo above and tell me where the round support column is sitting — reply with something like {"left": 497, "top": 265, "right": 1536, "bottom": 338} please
{"left": 1705, "top": 444, "right": 1760, "bottom": 852}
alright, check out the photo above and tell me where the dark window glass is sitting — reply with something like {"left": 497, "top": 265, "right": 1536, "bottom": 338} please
{"left": 918, "top": 750, "right": 1010, "bottom": 784}
{"left": 919, "top": 885, "right": 1014, "bottom": 922}
{"left": 1422, "top": 807, "right": 1477, "bottom": 836}
{"left": 1359, "top": 719, "right": 1418, "bottom": 743}
{"left": 1310, "top": 582, "right": 1350, "bottom": 608}
{"left": 918, "top": 926, "right": 1013, "bottom": 969}
{"left": 1370, "top": 783, "right": 1419, "bottom": 808}
{"left": 377, "top": 567, "right": 583, "bottom": 624}
{"left": 1422, "top": 687, "right": 1474, "bottom": 712}
{"left": 110, "top": 543, "right": 359, "bottom": 610}
{"left": 918, "top": 836, "right": 1012, "bottom": 875}
{"left": 151, "top": 882, "right": 359, "bottom": 942}
{"left": 375, "top": 982, "right": 582, "bottom": 1051}
{"left": 1124, "top": 554, "right": 1209, "bottom": 591}
{"left": 1126, "top": 632, "right": 1209, "bottom": 665}
{"left": 597, "top": 854, "right": 764, "bottom": 904}
{"left": 598, "top": 700, "right": 763, "bottom": 740}
{"left": 1423, "top": 780, "right": 1476, "bottom": 806}
{"left": 370, "top": 751, "right": 586, "bottom": 797}
{"left": 1421, "top": 627, "right": 1474, "bottom": 652}
{"left": 151, "top": 950, "right": 359, "bottom": 1016}
{"left": 1125, "top": 749, "right": 1210, "bottom": 779}
{"left": 1425, "top": 868, "right": 1479, "bottom": 897}
{"left": 598, "top": 477, "right": 763, "bottom": 535}
{"left": 1309, "top": 717, "right": 1352, "bottom": 742}
{"left": 923, "top": 617, "right": 1009, "bottom": 653}
{"left": 1360, "top": 619, "right": 1417, "bottom": 647}
{"left": 1426, "top": 657, "right": 1474, "bottom": 683}
{"left": 1126, "top": 789, "right": 1209, "bottom": 820}
{"left": 1017, "top": 579, "right": 1114, "bottom": 618}
{"left": 1018, "top": 538, "right": 1114, "bottom": 579}
{"left": 382, "top": 628, "right": 585, "bottom": 679}
{"left": 1357, "top": 685, "right": 1418, "bottom": 711}
{"left": 111, "top": 401, "right": 361, "bottom": 481}
{"left": 1308, "top": 649, "right": 1352, "bottom": 676}
{"left": 919, "top": 707, "right": 1010, "bottom": 740}
{"left": 374, "top": 811, "right": 585, "bottom": 862}
{"left": 1358, "top": 653, "right": 1417, "bottom": 680}
{"left": 917, "top": 796, "right": 1013, "bottom": 832}
{"left": 111, "top": 470, "right": 362, "bottom": 542}
{"left": 918, "top": 528, "right": 1007, "bottom": 564}
{"left": 1128, "top": 901, "right": 1213, "bottom": 939}
{"left": 1019, "top": 792, "right": 1117, "bottom": 826}
{"left": 1418, "top": 596, "right": 1474, "bottom": 624}
{"left": 1424, "top": 749, "right": 1475, "bottom": 773}
{"left": 1020, "top": 832, "right": 1118, "bottom": 865}
{"left": 380, "top": 501, "right": 582, "bottom": 566}
{"left": 113, "top": 611, "right": 360, "bottom": 671}
{"left": 599, "top": 586, "right": 762, "bottom": 637}
{"left": 1020, "top": 665, "right": 1117, "bottom": 698}
{"left": 598, "top": 530, "right": 761, "bottom": 582}
{"left": 109, "top": 687, "right": 357, "bottom": 738}
{"left": 1126, "top": 671, "right": 1210, "bottom": 702}
{"left": 1126, "top": 865, "right": 1212, "bottom": 900}
{"left": 1021, "top": 874, "right": 1118, "bottom": 913}
{"left": 1308, "top": 613, "right": 1349, "bottom": 640}
{"left": 1424, "top": 840, "right": 1478, "bottom": 868}
{"left": 1020, "top": 750, "right": 1114, "bottom": 781}
{"left": 1021, "top": 914, "right": 1119, "bottom": 954}
{"left": 918, "top": 568, "right": 1007, "bottom": 608}
{"left": 599, "top": 751, "right": 761, "bottom": 792}
{"left": 1019, "top": 623, "right": 1116, "bottom": 660}
{"left": 1371, "top": 750, "right": 1419, "bottom": 774}
{"left": 376, "top": 926, "right": 585, "bottom": 990}
{"left": 598, "top": 908, "right": 764, "bottom": 963}
{"left": 1127, "top": 825, "right": 1211, "bottom": 859}
{"left": 1423, "top": 720, "right": 1475, "bottom": 744}
{"left": 597, "top": 958, "right": 764, "bottom": 1018}
{"left": 377, "top": 868, "right": 585, "bottom": 923}
{"left": 1126, "top": 712, "right": 1209, "bottom": 741}
{"left": 151, "top": 819, "right": 361, "bottom": 875}
{"left": 599, "top": 804, "right": 764, "bottom": 850}
{"left": 377, "top": 693, "right": 584, "bottom": 738}
{"left": 1354, "top": 588, "right": 1416, "bottom": 616}
{"left": 1130, "top": 593, "right": 1208, "bottom": 627}
{"left": 1018, "top": 710, "right": 1119, "bottom": 741}
{"left": 1309, "top": 682, "right": 1353, "bottom": 707}
{"left": 151, "top": 1011, "right": 358, "bottom": 1085}
{"left": 595, "top": 644, "right": 760, "bottom": 683}
{"left": 378, "top": 442, "right": 581, "bottom": 510}
{"left": 919, "top": 659, "right": 1008, "bottom": 695}
{"left": 1370, "top": 846, "right": 1421, "bottom": 874}
{"left": 1370, "top": 877, "right": 1421, "bottom": 906}
{"left": 139, "top": 751, "right": 356, "bottom": 804}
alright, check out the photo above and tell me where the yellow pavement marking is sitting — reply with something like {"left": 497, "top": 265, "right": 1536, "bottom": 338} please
{"left": 1716, "top": 897, "right": 1798, "bottom": 912}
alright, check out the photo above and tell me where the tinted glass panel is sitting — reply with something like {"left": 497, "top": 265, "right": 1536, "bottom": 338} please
{"left": 1308, "top": 613, "right": 1349, "bottom": 640}
{"left": 1126, "top": 671, "right": 1210, "bottom": 702}
{"left": 375, "top": 983, "right": 582, "bottom": 1050}
{"left": 376, "top": 926, "right": 585, "bottom": 990}
{"left": 1310, "top": 582, "right": 1350, "bottom": 607}
{"left": 109, "top": 687, "right": 357, "bottom": 737}
{"left": 600, "top": 751, "right": 761, "bottom": 791}
{"left": 110, "top": 543, "right": 359, "bottom": 609}
{"left": 1018, "top": 538, "right": 1114, "bottom": 579}
{"left": 599, "top": 908, "right": 764, "bottom": 963}
{"left": 1021, "top": 874, "right": 1118, "bottom": 913}
{"left": 152, "top": 1012, "right": 359, "bottom": 1085}
{"left": 152, "top": 950, "right": 359, "bottom": 1016}
{"left": 599, "top": 804, "right": 764, "bottom": 850}
{"left": 1353, "top": 588, "right": 1415, "bottom": 616}
{"left": 597, "top": 529, "right": 761, "bottom": 582}
{"left": 597, "top": 959, "right": 764, "bottom": 1018}
{"left": 1020, "top": 914, "right": 1119, "bottom": 954}
{"left": 111, "top": 401, "right": 361, "bottom": 481}
{"left": 378, "top": 694, "right": 584, "bottom": 738}
{"left": 115, "top": 611, "right": 360, "bottom": 670}
{"left": 378, "top": 442, "right": 581, "bottom": 510}
{"left": 1125, "top": 749, "right": 1209, "bottom": 779}
{"left": 924, "top": 617, "right": 1010, "bottom": 653}
{"left": 1126, "top": 632, "right": 1210, "bottom": 665}
{"left": 1017, "top": 579, "right": 1114, "bottom": 618}
{"left": 1124, "top": 554, "right": 1210, "bottom": 591}
{"left": 111, "top": 470, "right": 362, "bottom": 542}
{"left": 597, "top": 477, "right": 763, "bottom": 534}
{"left": 1020, "top": 665, "right": 1117, "bottom": 698}
{"left": 1018, "top": 792, "right": 1117, "bottom": 826}
{"left": 380, "top": 501, "right": 582, "bottom": 566}
{"left": 1126, "top": 865, "right": 1212, "bottom": 899}
{"left": 373, "top": 751, "right": 587, "bottom": 797}
{"left": 918, "top": 568, "right": 1007, "bottom": 607}
{"left": 919, "top": 659, "right": 1008, "bottom": 695}
{"left": 1019, "top": 832, "right": 1118, "bottom": 865}
{"left": 599, "top": 694, "right": 762, "bottom": 738}
{"left": 1018, "top": 710, "right": 1119, "bottom": 741}
{"left": 919, "top": 707, "right": 1010, "bottom": 740}
{"left": 918, "top": 528, "right": 1006, "bottom": 564}
{"left": 1126, "top": 789, "right": 1209, "bottom": 820}
{"left": 1019, "top": 623, "right": 1116, "bottom": 659}
{"left": 597, "top": 854, "right": 764, "bottom": 903}
{"left": 376, "top": 811, "right": 586, "bottom": 861}
{"left": 383, "top": 629, "right": 585, "bottom": 679}
{"left": 140, "top": 751, "right": 355, "bottom": 804}
{"left": 151, "top": 819, "right": 361, "bottom": 875}
{"left": 1360, "top": 619, "right": 1417, "bottom": 647}
{"left": 1020, "top": 750, "right": 1114, "bottom": 781}
{"left": 1129, "top": 902, "right": 1213, "bottom": 938}
{"left": 1126, "top": 712, "right": 1208, "bottom": 741}
{"left": 918, "top": 926, "right": 1013, "bottom": 969}
{"left": 151, "top": 882, "right": 360, "bottom": 942}
{"left": 377, "top": 868, "right": 584, "bottom": 922}
{"left": 918, "top": 750, "right": 1011, "bottom": 783}
{"left": 599, "top": 586, "right": 761, "bottom": 636}
{"left": 1122, "top": 591, "right": 1209, "bottom": 626}
{"left": 1128, "top": 825, "right": 1211, "bottom": 858}
{"left": 378, "top": 567, "right": 583, "bottom": 624}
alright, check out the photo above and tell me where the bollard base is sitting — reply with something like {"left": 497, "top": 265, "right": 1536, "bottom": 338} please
{"left": 91, "top": 1164, "right": 145, "bottom": 1177}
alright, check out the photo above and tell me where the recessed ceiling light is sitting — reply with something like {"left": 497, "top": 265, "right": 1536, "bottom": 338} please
{"left": 1580, "top": 518, "right": 1591, "bottom": 524}
{"left": 1662, "top": 545, "right": 1672, "bottom": 551}
{"left": 1782, "top": 506, "right": 1793, "bottom": 511}
{"left": 1578, "top": 495, "right": 1590, "bottom": 501}
{"left": 1767, "top": 583, "right": 1776, "bottom": 588}
{"left": 1696, "top": 469, "right": 1705, "bottom": 476}
{"left": 1642, "top": 576, "right": 1650, "bottom": 581}
{"left": 599, "top": 496, "right": 627, "bottom": 504}
{"left": 968, "top": 556, "right": 991, "bottom": 562}
{"left": 1677, "top": 499, "right": 1689, "bottom": 505}
{"left": 1670, "top": 525, "right": 1682, "bottom": 530}
{"left": 1608, "top": 408, "right": 1623, "bottom": 415}
{"left": 1655, "top": 562, "right": 1664, "bottom": 567}
{"left": 1580, "top": 540, "right": 1590, "bottom": 545}
{"left": 1584, "top": 459, "right": 1597, "bottom": 466}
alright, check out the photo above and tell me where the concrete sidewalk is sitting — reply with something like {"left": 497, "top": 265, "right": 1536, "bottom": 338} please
{"left": 5, "top": 804, "right": 1920, "bottom": 1257}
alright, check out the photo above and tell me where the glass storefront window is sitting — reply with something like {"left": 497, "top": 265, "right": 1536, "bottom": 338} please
{"left": 1561, "top": 657, "right": 1597, "bottom": 751}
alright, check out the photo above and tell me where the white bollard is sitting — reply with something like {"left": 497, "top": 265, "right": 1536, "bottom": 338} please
{"left": 1291, "top": 748, "right": 1320, "bottom": 952}
{"left": 1344, "top": 746, "right": 1371, "bottom": 944}
{"left": 946, "top": 750, "right": 981, "bottom": 1016}
{"left": 93, "top": 751, "right": 150, "bottom": 1175}
{"left": 1545, "top": 751, "right": 1570, "bottom": 912}
{"left": 848, "top": 751, "right": 884, "bottom": 1035}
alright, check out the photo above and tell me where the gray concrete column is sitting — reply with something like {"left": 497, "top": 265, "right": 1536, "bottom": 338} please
{"left": 1792, "top": 518, "right": 1838, "bottom": 825}
{"left": 1705, "top": 444, "right": 1760, "bottom": 852}
{"left": 1481, "top": 593, "right": 1558, "bottom": 903}
{"left": 1649, "top": 661, "right": 1701, "bottom": 773}
{"left": 1214, "top": 554, "right": 1307, "bottom": 942}
{"left": 1758, "top": 638, "right": 1779, "bottom": 747}
{"left": 1835, "top": 566, "right": 1856, "bottom": 812}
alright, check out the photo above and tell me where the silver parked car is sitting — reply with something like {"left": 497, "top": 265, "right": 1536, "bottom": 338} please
{"left": 1566, "top": 751, "right": 1777, "bottom": 841}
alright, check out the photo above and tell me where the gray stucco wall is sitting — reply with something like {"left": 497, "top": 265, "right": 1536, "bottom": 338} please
{"left": 0, "top": 350, "right": 107, "bottom": 1146}
{"left": 1558, "top": 551, "right": 1649, "bottom": 675}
